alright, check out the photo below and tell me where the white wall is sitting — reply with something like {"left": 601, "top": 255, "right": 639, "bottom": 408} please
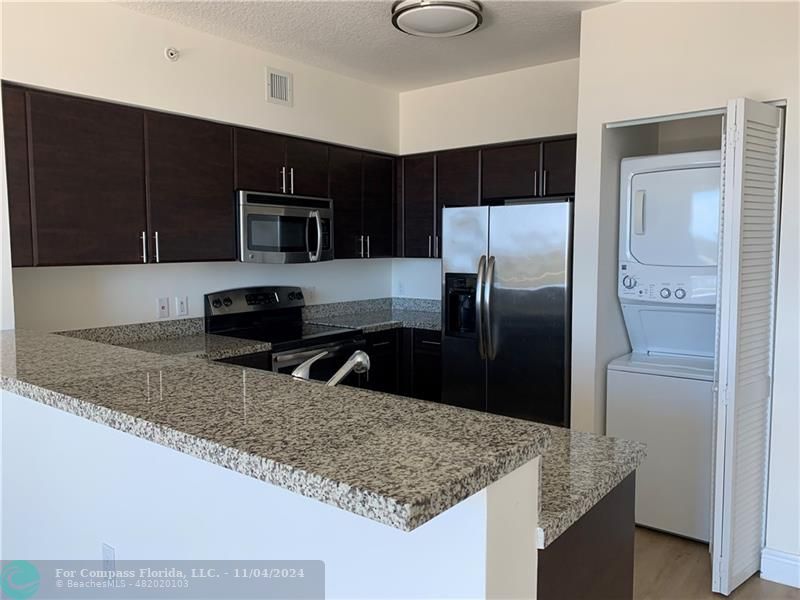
{"left": 0, "top": 3, "right": 13, "bottom": 332}
{"left": 1, "top": 1, "right": 401, "bottom": 331}
{"left": 398, "top": 58, "right": 579, "bottom": 154}
{"left": 12, "top": 260, "right": 393, "bottom": 331}
{"left": 572, "top": 0, "right": 799, "bottom": 567}
{"left": 1, "top": 2, "right": 398, "bottom": 153}
{"left": 391, "top": 259, "right": 441, "bottom": 299}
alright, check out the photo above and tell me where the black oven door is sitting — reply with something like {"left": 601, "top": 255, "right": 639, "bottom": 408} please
{"left": 271, "top": 339, "right": 367, "bottom": 386}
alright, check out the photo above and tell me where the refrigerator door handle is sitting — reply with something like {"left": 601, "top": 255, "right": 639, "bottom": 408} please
{"left": 484, "top": 255, "right": 496, "bottom": 359}
{"left": 476, "top": 255, "right": 487, "bottom": 359}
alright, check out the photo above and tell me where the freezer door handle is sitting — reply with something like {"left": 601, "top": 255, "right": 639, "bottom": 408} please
{"left": 484, "top": 255, "right": 496, "bottom": 359}
{"left": 476, "top": 255, "right": 487, "bottom": 359}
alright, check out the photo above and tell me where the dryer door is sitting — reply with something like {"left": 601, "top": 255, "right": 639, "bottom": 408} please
{"left": 629, "top": 166, "right": 720, "bottom": 266}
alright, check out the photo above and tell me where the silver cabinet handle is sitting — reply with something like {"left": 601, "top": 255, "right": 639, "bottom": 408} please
{"left": 484, "top": 256, "right": 496, "bottom": 359}
{"left": 154, "top": 231, "right": 161, "bottom": 263}
{"left": 372, "top": 340, "right": 392, "bottom": 348}
{"left": 359, "top": 235, "right": 364, "bottom": 258}
{"left": 533, "top": 170, "right": 538, "bottom": 197}
{"left": 428, "top": 235, "right": 432, "bottom": 258}
{"left": 310, "top": 210, "right": 323, "bottom": 262}
{"left": 434, "top": 236, "right": 439, "bottom": 258}
{"left": 140, "top": 231, "right": 148, "bottom": 263}
{"left": 280, "top": 166, "right": 287, "bottom": 193}
{"left": 366, "top": 235, "right": 371, "bottom": 258}
{"left": 290, "top": 167, "right": 295, "bottom": 194}
{"left": 476, "top": 255, "right": 487, "bottom": 359}
{"left": 542, "top": 169, "right": 549, "bottom": 196}
{"left": 421, "top": 339, "right": 441, "bottom": 346}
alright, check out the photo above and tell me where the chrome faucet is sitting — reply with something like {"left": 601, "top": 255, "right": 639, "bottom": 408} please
{"left": 290, "top": 350, "right": 371, "bottom": 387}
{"left": 325, "top": 350, "right": 370, "bottom": 387}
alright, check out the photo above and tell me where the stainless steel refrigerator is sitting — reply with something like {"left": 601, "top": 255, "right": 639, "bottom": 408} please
{"left": 441, "top": 201, "right": 572, "bottom": 425}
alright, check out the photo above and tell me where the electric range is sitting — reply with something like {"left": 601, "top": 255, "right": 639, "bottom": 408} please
{"left": 204, "top": 286, "right": 365, "bottom": 381}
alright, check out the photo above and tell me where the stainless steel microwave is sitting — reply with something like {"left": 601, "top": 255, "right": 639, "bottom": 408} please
{"left": 237, "top": 191, "right": 333, "bottom": 264}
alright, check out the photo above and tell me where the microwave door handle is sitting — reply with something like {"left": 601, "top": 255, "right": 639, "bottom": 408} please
{"left": 308, "top": 211, "right": 323, "bottom": 262}
{"left": 476, "top": 255, "right": 487, "bottom": 359}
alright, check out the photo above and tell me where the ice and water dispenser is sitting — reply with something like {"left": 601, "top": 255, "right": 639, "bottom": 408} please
{"left": 444, "top": 273, "right": 477, "bottom": 337}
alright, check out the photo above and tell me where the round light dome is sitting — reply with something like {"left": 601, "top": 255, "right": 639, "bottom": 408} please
{"left": 392, "top": 0, "right": 483, "bottom": 38}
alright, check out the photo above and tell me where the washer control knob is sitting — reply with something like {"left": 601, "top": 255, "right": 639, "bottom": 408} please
{"left": 674, "top": 288, "right": 686, "bottom": 300}
{"left": 622, "top": 275, "right": 636, "bottom": 289}
{"left": 660, "top": 288, "right": 671, "bottom": 299}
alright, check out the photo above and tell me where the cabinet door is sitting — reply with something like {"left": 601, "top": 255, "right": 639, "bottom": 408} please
{"left": 541, "top": 138, "right": 577, "bottom": 197}
{"left": 364, "top": 329, "right": 400, "bottom": 394}
{"left": 437, "top": 148, "right": 480, "bottom": 207}
{"left": 481, "top": 142, "right": 540, "bottom": 201}
{"left": 402, "top": 154, "right": 435, "bottom": 258}
{"left": 28, "top": 91, "right": 146, "bottom": 266}
{"left": 285, "top": 138, "right": 329, "bottom": 197}
{"left": 329, "top": 147, "right": 363, "bottom": 259}
{"left": 362, "top": 153, "right": 394, "bottom": 258}
{"left": 146, "top": 112, "right": 235, "bottom": 262}
{"left": 2, "top": 86, "right": 33, "bottom": 266}
{"left": 234, "top": 128, "right": 286, "bottom": 193}
{"left": 412, "top": 329, "right": 442, "bottom": 402}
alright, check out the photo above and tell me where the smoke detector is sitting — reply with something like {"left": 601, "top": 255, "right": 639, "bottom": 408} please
{"left": 391, "top": 0, "right": 482, "bottom": 38}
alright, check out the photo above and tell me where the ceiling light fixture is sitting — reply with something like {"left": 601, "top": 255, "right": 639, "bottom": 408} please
{"left": 391, "top": 0, "right": 483, "bottom": 38}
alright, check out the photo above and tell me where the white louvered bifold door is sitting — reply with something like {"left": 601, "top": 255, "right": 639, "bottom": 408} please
{"left": 711, "top": 98, "right": 783, "bottom": 595}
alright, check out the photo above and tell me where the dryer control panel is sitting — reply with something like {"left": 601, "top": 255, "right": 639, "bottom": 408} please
{"left": 618, "top": 262, "right": 717, "bottom": 306}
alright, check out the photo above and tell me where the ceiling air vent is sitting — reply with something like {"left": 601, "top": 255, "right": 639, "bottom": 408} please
{"left": 266, "top": 67, "right": 293, "bottom": 107}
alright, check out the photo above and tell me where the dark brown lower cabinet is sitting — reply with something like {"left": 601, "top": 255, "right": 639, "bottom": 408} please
{"left": 410, "top": 328, "right": 442, "bottom": 402}
{"left": 145, "top": 112, "right": 235, "bottom": 262}
{"left": 537, "top": 474, "right": 635, "bottom": 599}
{"left": 363, "top": 330, "right": 400, "bottom": 393}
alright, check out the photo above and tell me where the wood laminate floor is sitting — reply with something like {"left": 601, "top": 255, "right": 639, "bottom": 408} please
{"left": 634, "top": 527, "right": 799, "bottom": 600}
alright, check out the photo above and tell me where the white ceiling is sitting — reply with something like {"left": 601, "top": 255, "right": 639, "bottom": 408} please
{"left": 123, "top": 1, "right": 605, "bottom": 91}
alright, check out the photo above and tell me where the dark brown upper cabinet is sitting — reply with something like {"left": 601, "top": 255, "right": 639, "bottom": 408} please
{"left": 27, "top": 90, "right": 147, "bottom": 266}
{"left": 362, "top": 153, "right": 394, "bottom": 258}
{"left": 402, "top": 154, "right": 436, "bottom": 258}
{"left": 436, "top": 148, "right": 480, "bottom": 208}
{"left": 234, "top": 128, "right": 329, "bottom": 197}
{"left": 145, "top": 112, "right": 235, "bottom": 263}
{"left": 2, "top": 85, "right": 33, "bottom": 267}
{"left": 234, "top": 128, "right": 286, "bottom": 193}
{"left": 285, "top": 138, "right": 329, "bottom": 197}
{"left": 481, "top": 142, "right": 540, "bottom": 201}
{"left": 329, "top": 147, "right": 363, "bottom": 259}
{"left": 541, "top": 138, "right": 577, "bottom": 197}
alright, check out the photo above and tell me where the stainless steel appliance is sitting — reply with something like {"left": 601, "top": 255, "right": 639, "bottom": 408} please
{"left": 237, "top": 191, "right": 333, "bottom": 263}
{"left": 441, "top": 201, "right": 573, "bottom": 425}
{"left": 205, "top": 286, "right": 365, "bottom": 384}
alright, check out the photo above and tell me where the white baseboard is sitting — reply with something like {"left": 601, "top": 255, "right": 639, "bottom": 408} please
{"left": 761, "top": 547, "right": 800, "bottom": 589}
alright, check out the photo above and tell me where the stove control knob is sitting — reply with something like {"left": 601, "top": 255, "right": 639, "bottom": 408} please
{"left": 211, "top": 299, "right": 222, "bottom": 309}
{"left": 660, "top": 288, "right": 671, "bottom": 299}
{"left": 288, "top": 292, "right": 296, "bottom": 300}
{"left": 222, "top": 297, "right": 233, "bottom": 307}
{"left": 675, "top": 288, "right": 687, "bottom": 300}
{"left": 622, "top": 275, "right": 637, "bottom": 289}
{"left": 296, "top": 291, "right": 304, "bottom": 300}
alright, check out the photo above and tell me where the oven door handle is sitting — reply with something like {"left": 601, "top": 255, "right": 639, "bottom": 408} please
{"left": 309, "top": 210, "right": 323, "bottom": 262}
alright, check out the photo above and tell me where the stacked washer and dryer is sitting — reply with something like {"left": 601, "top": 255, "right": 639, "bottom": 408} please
{"left": 607, "top": 150, "right": 721, "bottom": 543}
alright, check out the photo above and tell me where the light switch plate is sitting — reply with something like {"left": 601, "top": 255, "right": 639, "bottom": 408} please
{"left": 157, "top": 297, "right": 170, "bottom": 319}
{"left": 175, "top": 296, "right": 188, "bottom": 317}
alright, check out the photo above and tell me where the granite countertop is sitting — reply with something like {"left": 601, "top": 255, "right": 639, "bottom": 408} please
{"left": 118, "top": 333, "right": 271, "bottom": 361}
{"left": 306, "top": 309, "right": 441, "bottom": 333}
{"left": 0, "top": 329, "right": 551, "bottom": 532}
{"left": 537, "top": 425, "right": 646, "bottom": 548}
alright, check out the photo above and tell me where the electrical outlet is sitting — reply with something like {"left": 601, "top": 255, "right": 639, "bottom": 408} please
{"left": 102, "top": 543, "right": 115, "bottom": 579}
{"left": 157, "top": 297, "right": 170, "bottom": 319}
{"left": 175, "top": 296, "right": 188, "bottom": 317}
